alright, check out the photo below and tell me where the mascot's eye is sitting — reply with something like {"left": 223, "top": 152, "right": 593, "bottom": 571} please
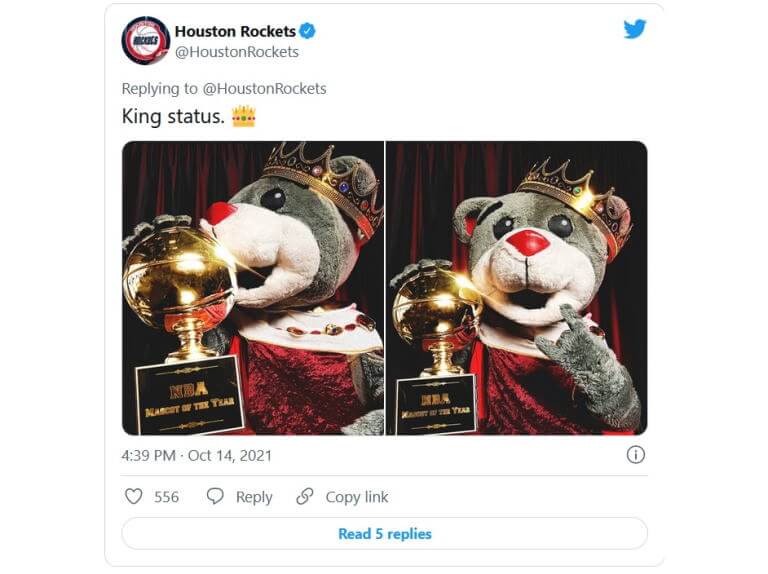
{"left": 260, "top": 188, "right": 286, "bottom": 211}
{"left": 493, "top": 217, "right": 514, "bottom": 239}
{"left": 548, "top": 215, "right": 573, "bottom": 238}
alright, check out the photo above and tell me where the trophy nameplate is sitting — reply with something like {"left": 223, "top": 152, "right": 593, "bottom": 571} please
{"left": 394, "top": 373, "right": 477, "bottom": 435}
{"left": 136, "top": 355, "right": 244, "bottom": 435}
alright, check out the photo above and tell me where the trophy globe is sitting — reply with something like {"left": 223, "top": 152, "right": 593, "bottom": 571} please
{"left": 392, "top": 265, "right": 483, "bottom": 377}
{"left": 123, "top": 223, "right": 238, "bottom": 363}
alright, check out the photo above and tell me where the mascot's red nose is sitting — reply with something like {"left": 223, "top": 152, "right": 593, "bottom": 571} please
{"left": 206, "top": 202, "right": 237, "bottom": 225}
{"left": 507, "top": 229, "right": 550, "bottom": 256}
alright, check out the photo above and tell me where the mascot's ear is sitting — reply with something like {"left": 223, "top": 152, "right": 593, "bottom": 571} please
{"left": 453, "top": 197, "right": 495, "bottom": 244}
{"left": 329, "top": 155, "right": 380, "bottom": 245}
{"left": 330, "top": 155, "right": 378, "bottom": 197}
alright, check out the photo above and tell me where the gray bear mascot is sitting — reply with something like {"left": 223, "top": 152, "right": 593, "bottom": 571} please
{"left": 392, "top": 159, "right": 641, "bottom": 434}
{"left": 124, "top": 142, "right": 384, "bottom": 435}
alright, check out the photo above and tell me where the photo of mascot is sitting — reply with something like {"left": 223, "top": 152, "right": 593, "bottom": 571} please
{"left": 123, "top": 142, "right": 384, "bottom": 435}
{"left": 391, "top": 158, "right": 641, "bottom": 434}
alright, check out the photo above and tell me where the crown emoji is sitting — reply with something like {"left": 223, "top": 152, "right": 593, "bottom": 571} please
{"left": 515, "top": 158, "right": 632, "bottom": 261}
{"left": 262, "top": 142, "right": 383, "bottom": 241}
{"left": 232, "top": 106, "right": 255, "bottom": 128}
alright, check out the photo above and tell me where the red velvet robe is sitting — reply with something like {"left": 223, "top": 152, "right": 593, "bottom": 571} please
{"left": 227, "top": 335, "right": 365, "bottom": 434}
{"left": 470, "top": 342, "right": 617, "bottom": 434}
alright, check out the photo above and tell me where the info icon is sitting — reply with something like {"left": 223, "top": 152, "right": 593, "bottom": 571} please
{"left": 122, "top": 16, "right": 171, "bottom": 65}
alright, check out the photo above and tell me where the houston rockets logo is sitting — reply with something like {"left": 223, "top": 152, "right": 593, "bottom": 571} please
{"left": 122, "top": 16, "right": 170, "bottom": 65}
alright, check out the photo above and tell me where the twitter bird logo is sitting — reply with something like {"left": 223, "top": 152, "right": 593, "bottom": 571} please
{"left": 624, "top": 19, "right": 646, "bottom": 39}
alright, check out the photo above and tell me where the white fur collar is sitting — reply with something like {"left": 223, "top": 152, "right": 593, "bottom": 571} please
{"left": 478, "top": 312, "right": 598, "bottom": 360}
{"left": 233, "top": 304, "right": 382, "bottom": 354}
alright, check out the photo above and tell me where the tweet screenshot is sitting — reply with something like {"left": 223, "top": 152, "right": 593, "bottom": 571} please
{"left": 105, "top": 3, "right": 664, "bottom": 567}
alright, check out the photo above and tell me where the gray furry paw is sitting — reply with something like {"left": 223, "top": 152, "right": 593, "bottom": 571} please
{"left": 341, "top": 409, "right": 384, "bottom": 436}
{"left": 201, "top": 325, "right": 234, "bottom": 356}
{"left": 122, "top": 214, "right": 193, "bottom": 255}
{"left": 350, "top": 352, "right": 384, "bottom": 407}
{"left": 389, "top": 258, "right": 453, "bottom": 290}
{"left": 535, "top": 304, "right": 641, "bottom": 430}
{"left": 452, "top": 347, "right": 472, "bottom": 372}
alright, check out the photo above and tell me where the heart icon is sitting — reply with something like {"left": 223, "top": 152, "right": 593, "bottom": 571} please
{"left": 124, "top": 488, "right": 143, "bottom": 505}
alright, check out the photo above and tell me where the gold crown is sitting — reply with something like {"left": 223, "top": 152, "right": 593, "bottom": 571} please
{"left": 232, "top": 106, "right": 255, "bottom": 127}
{"left": 262, "top": 142, "right": 382, "bottom": 241}
{"left": 515, "top": 158, "right": 632, "bottom": 261}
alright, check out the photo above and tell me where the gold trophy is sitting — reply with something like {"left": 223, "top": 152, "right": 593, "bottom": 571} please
{"left": 392, "top": 266, "right": 484, "bottom": 377}
{"left": 391, "top": 265, "right": 484, "bottom": 434}
{"left": 123, "top": 222, "right": 244, "bottom": 435}
{"left": 123, "top": 225, "right": 238, "bottom": 363}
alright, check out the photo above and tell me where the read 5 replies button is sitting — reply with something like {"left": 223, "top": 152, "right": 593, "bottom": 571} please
{"left": 338, "top": 526, "right": 433, "bottom": 543}
{"left": 123, "top": 517, "right": 647, "bottom": 550}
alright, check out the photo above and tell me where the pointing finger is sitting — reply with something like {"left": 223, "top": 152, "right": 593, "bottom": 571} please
{"left": 560, "top": 304, "right": 587, "bottom": 333}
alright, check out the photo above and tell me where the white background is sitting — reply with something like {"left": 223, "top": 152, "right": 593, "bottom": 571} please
{"left": 2, "top": 1, "right": 768, "bottom": 573}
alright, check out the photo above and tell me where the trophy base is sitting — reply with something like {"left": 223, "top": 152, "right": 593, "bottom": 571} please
{"left": 421, "top": 342, "right": 464, "bottom": 378}
{"left": 420, "top": 365, "right": 464, "bottom": 378}
{"left": 165, "top": 348, "right": 218, "bottom": 364}
{"left": 165, "top": 317, "right": 218, "bottom": 363}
